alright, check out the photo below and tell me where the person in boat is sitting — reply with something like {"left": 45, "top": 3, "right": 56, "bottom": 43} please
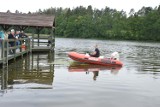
{"left": 89, "top": 44, "right": 100, "bottom": 57}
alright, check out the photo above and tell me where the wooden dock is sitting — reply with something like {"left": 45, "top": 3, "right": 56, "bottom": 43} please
{"left": 0, "top": 38, "right": 54, "bottom": 66}
{"left": 0, "top": 50, "right": 29, "bottom": 64}
{"left": 0, "top": 12, "right": 55, "bottom": 66}
{"left": 0, "top": 38, "right": 31, "bottom": 65}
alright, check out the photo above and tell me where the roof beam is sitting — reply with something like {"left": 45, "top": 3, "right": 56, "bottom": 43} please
{"left": 0, "top": 24, "right": 12, "bottom": 31}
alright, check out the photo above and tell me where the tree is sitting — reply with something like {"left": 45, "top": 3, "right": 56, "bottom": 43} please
{"left": 15, "top": 10, "right": 19, "bottom": 13}
{"left": 6, "top": 10, "right": 11, "bottom": 13}
{"left": 26, "top": 5, "right": 160, "bottom": 41}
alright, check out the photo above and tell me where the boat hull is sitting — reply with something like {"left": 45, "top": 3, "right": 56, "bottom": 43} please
{"left": 68, "top": 52, "right": 123, "bottom": 67}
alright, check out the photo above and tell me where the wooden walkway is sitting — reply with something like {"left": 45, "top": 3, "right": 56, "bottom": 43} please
{"left": 0, "top": 49, "right": 28, "bottom": 64}
{"left": 32, "top": 46, "right": 51, "bottom": 52}
{"left": 0, "top": 38, "right": 54, "bottom": 65}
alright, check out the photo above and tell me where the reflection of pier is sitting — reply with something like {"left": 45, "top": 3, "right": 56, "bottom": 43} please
{"left": 0, "top": 68, "right": 8, "bottom": 96}
{"left": 0, "top": 52, "right": 54, "bottom": 94}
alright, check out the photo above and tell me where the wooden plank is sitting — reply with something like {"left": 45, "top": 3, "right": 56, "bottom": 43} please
{"left": 32, "top": 46, "right": 51, "bottom": 52}
{"left": 0, "top": 50, "right": 29, "bottom": 64}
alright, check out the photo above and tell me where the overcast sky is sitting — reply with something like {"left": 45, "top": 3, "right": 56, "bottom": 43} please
{"left": 0, "top": 0, "right": 160, "bottom": 13}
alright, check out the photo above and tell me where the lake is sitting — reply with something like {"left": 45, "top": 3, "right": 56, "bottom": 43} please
{"left": 0, "top": 38, "right": 160, "bottom": 107}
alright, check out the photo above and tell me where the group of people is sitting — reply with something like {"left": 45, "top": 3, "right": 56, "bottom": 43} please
{"left": 0, "top": 29, "right": 28, "bottom": 54}
{"left": 9, "top": 29, "right": 28, "bottom": 54}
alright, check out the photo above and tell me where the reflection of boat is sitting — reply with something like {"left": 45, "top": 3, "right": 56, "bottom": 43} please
{"left": 68, "top": 52, "right": 123, "bottom": 66}
{"left": 68, "top": 62, "right": 122, "bottom": 74}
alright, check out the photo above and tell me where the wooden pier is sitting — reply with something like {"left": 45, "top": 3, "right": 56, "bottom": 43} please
{"left": 0, "top": 12, "right": 55, "bottom": 66}
{"left": 0, "top": 37, "right": 55, "bottom": 65}
{"left": 0, "top": 38, "right": 31, "bottom": 64}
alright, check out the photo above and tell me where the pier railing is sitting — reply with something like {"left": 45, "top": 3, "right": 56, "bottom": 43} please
{"left": 0, "top": 38, "right": 31, "bottom": 64}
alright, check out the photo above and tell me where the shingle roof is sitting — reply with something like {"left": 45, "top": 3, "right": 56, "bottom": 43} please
{"left": 0, "top": 12, "right": 55, "bottom": 28}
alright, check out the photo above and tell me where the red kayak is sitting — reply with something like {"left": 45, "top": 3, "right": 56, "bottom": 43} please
{"left": 68, "top": 52, "right": 123, "bottom": 66}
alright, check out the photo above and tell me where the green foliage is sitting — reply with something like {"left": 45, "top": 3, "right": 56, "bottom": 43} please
{"left": 30, "top": 5, "right": 160, "bottom": 41}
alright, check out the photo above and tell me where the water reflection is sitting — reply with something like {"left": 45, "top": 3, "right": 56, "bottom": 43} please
{"left": 0, "top": 52, "right": 54, "bottom": 96}
{"left": 68, "top": 62, "right": 122, "bottom": 80}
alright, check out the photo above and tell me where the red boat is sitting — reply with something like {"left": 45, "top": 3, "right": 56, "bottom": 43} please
{"left": 68, "top": 52, "right": 123, "bottom": 66}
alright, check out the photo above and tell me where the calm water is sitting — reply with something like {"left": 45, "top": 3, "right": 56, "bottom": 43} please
{"left": 1, "top": 38, "right": 160, "bottom": 107}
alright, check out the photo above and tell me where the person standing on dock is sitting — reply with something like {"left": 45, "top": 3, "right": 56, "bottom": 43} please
{"left": 20, "top": 31, "right": 28, "bottom": 44}
{"left": 20, "top": 31, "right": 28, "bottom": 38}
{"left": 0, "top": 31, "right": 5, "bottom": 47}
{"left": 8, "top": 29, "right": 16, "bottom": 54}
{"left": 0, "top": 31, "right": 5, "bottom": 40}
{"left": 15, "top": 30, "right": 21, "bottom": 46}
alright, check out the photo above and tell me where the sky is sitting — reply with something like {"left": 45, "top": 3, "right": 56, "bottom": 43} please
{"left": 0, "top": 0, "right": 160, "bottom": 13}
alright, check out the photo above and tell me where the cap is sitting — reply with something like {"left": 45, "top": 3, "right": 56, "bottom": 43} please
{"left": 11, "top": 29, "right": 15, "bottom": 32}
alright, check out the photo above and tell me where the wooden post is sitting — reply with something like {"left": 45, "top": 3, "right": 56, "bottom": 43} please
{"left": 51, "top": 27, "right": 54, "bottom": 48}
{"left": 29, "top": 38, "right": 32, "bottom": 52}
{"left": 36, "top": 27, "right": 43, "bottom": 47}
{"left": 20, "top": 38, "right": 23, "bottom": 58}
{"left": 1, "top": 67, "right": 5, "bottom": 90}
{"left": 5, "top": 40, "right": 8, "bottom": 66}
{"left": 20, "top": 38, "right": 22, "bottom": 53}
{"left": 37, "top": 53, "right": 39, "bottom": 72}
{"left": 28, "top": 38, "right": 29, "bottom": 53}
{"left": 37, "top": 28, "right": 40, "bottom": 47}
{"left": 31, "top": 53, "right": 34, "bottom": 71}
{"left": 25, "top": 38, "right": 28, "bottom": 52}
{"left": 48, "top": 52, "right": 54, "bottom": 74}
{"left": 32, "top": 31, "right": 34, "bottom": 48}
{"left": 14, "top": 39, "right": 16, "bottom": 60}
{"left": 26, "top": 38, "right": 30, "bottom": 53}
{"left": 2, "top": 40, "right": 9, "bottom": 66}
{"left": 1, "top": 40, "right": 4, "bottom": 60}
{"left": 2, "top": 40, "right": 7, "bottom": 63}
{"left": 51, "top": 27, "right": 55, "bottom": 61}
{"left": 50, "top": 28, "right": 54, "bottom": 49}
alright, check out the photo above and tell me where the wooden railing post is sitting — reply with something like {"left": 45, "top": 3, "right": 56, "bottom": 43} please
{"left": 14, "top": 39, "right": 16, "bottom": 54}
{"left": 29, "top": 38, "right": 31, "bottom": 52}
{"left": 25, "top": 38, "right": 28, "bottom": 52}
{"left": 1, "top": 40, "right": 4, "bottom": 60}
{"left": 32, "top": 36, "right": 34, "bottom": 48}
{"left": 20, "top": 38, "right": 22, "bottom": 52}
{"left": 1, "top": 40, "right": 8, "bottom": 64}
{"left": 5, "top": 40, "right": 8, "bottom": 65}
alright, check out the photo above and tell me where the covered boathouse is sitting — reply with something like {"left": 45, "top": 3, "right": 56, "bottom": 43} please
{"left": 0, "top": 12, "right": 55, "bottom": 65}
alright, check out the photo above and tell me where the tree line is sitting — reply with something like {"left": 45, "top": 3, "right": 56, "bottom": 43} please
{"left": 3, "top": 5, "right": 160, "bottom": 41}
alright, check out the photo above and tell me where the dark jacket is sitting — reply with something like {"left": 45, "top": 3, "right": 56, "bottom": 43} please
{"left": 8, "top": 34, "right": 16, "bottom": 46}
{"left": 90, "top": 48, "right": 100, "bottom": 57}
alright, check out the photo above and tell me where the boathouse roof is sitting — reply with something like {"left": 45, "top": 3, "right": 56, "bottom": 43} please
{"left": 0, "top": 12, "right": 55, "bottom": 30}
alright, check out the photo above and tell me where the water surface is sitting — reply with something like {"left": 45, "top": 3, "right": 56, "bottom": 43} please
{"left": 1, "top": 38, "right": 160, "bottom": 107}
